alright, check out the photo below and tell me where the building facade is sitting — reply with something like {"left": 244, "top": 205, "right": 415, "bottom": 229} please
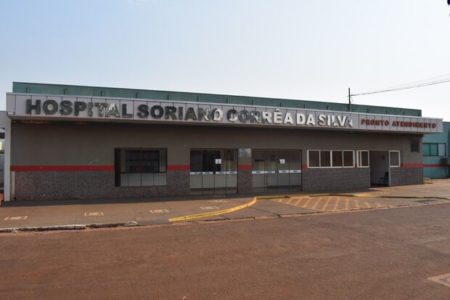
{"left": 423, "top": 122, "right": 450, "bottom": 179}
{"left": 2, "top": 82, "right": 444, "bottom": 201}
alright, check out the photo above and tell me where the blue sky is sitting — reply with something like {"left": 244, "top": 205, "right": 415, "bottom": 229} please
{"left": 1, "top": 0, "right": 450, "bottom": 119}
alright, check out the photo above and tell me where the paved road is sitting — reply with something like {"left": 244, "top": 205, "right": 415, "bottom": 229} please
{"left": 1, "top": 203, "right": 450, "bottom": 299}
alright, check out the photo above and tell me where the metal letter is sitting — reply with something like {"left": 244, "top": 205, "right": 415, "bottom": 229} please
{"left": 249, "top": 111, "right": 261, "bottom": 123}
{"left": 150, "top": 105, "right": 164, "bottom": 119}
{"left": 273, "top": 110, "right": 283, "bottom": 124}
{"left": 197, "top": 108, "right": 210, "bottom": 121}
{"left": 227, "top": 109, "right": 238, "bottom": 122}
{"left": 184, "top": 107, "right": 197, "bottom": 121}
{"left": 60, "top": 100, "right": 73, "bottom": 115}
{"left": 121, "top": 103, "right": 133, "bottom": 118}
{"left": 164, "top": 106, "right": 177, "bottom": 120}
{"left": 317, "top": 114, "right": 326, "bottom": 126}
{"left": 106, "top": 103, "right": 120, "bottom": 118}
{"left": 94, "top": 103, "right": 108, "bottom": 117}
{"left": 262, "top": 111, "right": 272, "bottom": 123}
{"left": 284, "top": 112, "right": 294, "bottom": 125}
{"left": 306, "top": 114, "right": 316, "bottom": 126}
{"left": 43, "top": 100, "right": 58, "bottom": 115}
{"left": 74, "top": 101, "right": 87, "bottom": 116}
{"left": 238, "top": 110, "right": 250, "bottom": 123}
{"left": 296, "top": 113, "right": 306, "bottom": 125}
{"left": 26, "top": 99, "right": 41, "bottom": 115}
{"left": 211, "top": 108, "right": 223, "bottom": 121}
{"left": 137, "top": 104, "right": 149, "bottom": 118}
{"left": 87, "top": 102, "right": 93, "bottom": 117}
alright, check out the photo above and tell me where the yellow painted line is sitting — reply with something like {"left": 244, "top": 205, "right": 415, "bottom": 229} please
{"left": 344, "top": 198, "right": 350, "bottom": 210}
{"left": 4, "top": 216, "right": 28, "bottom": 221}
{"left": 311, "top": 198, "right": 321, "bottom": 210}
{"left": 293, "top": 198, "right": 303, "bottom": 207}
{"left": 302, "top": 198, "right": 312, "bottom": 208}
{"left": 333, "top": 199, "right": 340, "bottom": 211}
{"left": 321, "top": 197, "right": 332, "bottom": 211}
{"left": 169, "top": 197, "right": 258, "bottom": 223}
{"left": 296, "top": 198, "right": 308, "bottom": 207}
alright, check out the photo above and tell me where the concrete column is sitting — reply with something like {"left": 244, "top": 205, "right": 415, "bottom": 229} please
{"left": 237, "top": 148, "right": 253, "bottom": 194}
{"left": 0, "top": 112, "right": 11, "bottom": 201}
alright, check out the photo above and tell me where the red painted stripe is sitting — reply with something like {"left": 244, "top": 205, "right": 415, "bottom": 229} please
{"left": 11, "top": 165, "right": 114, "bottom": 172}
{"left": 401, "top": 163, "right": 424, "bottom": 169}
{"left": 423, "top": 164, "right": 450, "bottom": 168}
{"left": 167, "top": 165, "right": 190, "bottom": 171}
{"left": 238, "top": 164, "right": 252, "bottom": 171}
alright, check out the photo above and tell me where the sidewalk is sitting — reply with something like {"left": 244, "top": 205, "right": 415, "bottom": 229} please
{"left": 1, "top": 179, "right": 450, "bottom": 232}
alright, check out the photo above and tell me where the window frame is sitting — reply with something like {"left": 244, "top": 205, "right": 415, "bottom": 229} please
{"left": 438, "top": 143, "right": 447, "bottom": 157}
{"left": 342, "top": 150, "right": 355, "bottom": 168}
{"left": 115, "top": 147, "right": 168, "bottom": 187}
{"left": 423, "top": 143, "right": 447, "bottom": 157}
{"left": 389, "top": 150, "right": 401, "bottom": 168}
{"left": 356, "top": 150, "right": 370, "bottom": 168}
{"left": 307, "top": 150, "right": 355, "bottom": 169}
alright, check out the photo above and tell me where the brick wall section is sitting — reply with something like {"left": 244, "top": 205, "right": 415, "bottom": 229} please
{"left": 13, "top": 171, "right": 190, "bottom": 201}
{"left": 302, "top": 168, "right": 370, "bottom": 192}
{"left": 390, "top": 168, "right": 423, "bottom": 186}
{"left": 237, "top": 170, "right": 252, "bottom": 194}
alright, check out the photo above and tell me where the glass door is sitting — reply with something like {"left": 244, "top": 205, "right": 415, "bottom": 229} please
{"left": 252, "top": 150, "right": 302, "bottom": 191}
{"left": 190, "top": 149, "right": 237, "bottom": 193}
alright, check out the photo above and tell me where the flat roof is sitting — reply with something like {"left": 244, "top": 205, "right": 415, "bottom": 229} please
{"left": 12, "top": 82, "right": 422, "bottom": 117}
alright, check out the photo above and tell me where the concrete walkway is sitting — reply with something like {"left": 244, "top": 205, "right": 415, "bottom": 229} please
{"left": 1, "top": 179, "right": 450, "bottom": 232}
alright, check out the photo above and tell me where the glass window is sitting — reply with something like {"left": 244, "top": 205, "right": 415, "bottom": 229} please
{"left": 423, "top": 144, "right": 431, "bottom": 156}
{"left": 320, "top": 151, "right": 331, "bottom": 167}
{"left": 410, "top": 139, "right": 420, "bottom": 153}
{"left": 343, "top": 151, "right": 354, "bottom": 167}
{"left": 125, "top": 150, "right": 164, "bottom": 173}
{"left": 430, "top": 144, "right": 438, "bottom": 156}
{"left": 191, "top": 150, "right": 239, "bottom": 173}
{"left": 332, "top": 151, "right": 343, "bottom": 167}
{"left": 190, "top": 150, "right": 203, "bottom": 172}
{"left": 438, "top": 144, "right": 446, "bottom": 157}
{"left": 308, "top": 151, "right": 320, "bottom": 168}
{"left": 116, "top": 148, "right": 167, "bottom": 187}
{"left": 423, "top": 143, "right": 446, "bottom": 157}
{"left": 357, "top": 151, "right": 369, "bottom": 168}
{"left": 389, "top": 151, "right": 400, "bottom": 168}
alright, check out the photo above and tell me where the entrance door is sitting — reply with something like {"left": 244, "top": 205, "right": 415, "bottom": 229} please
{"left": 189, "top": 149, "right": 238, "bottom": 194}
{"left": 369, "top": 151, "right": 390, "bottom": 186}
{"left": 252, "top": 150, "right": 302, "bottom": 191}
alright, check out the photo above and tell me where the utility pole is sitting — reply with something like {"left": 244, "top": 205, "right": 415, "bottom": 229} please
{"left": 348, "top": 87, "right": 352, "bottom": 112}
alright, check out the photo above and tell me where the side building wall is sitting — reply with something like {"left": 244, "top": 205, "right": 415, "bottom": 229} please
{"left": 11, "top": 122, "right": 423, "bottom": 200}
{"left": 423, "top": 122, "right": 450, "bottom": 179}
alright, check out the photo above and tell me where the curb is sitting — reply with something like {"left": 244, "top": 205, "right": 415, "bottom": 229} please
{"left": 0, "top": 221, "right": 140, "bottom": 234}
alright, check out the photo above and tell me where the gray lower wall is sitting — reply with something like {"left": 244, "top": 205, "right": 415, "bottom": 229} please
{"left": 303, "top": 168, "right": 370, "bottom": 192}
{"left": 390, "top": 168, "right": 424, "bottom": 186}
{"left": 13, "top": 167, "right": 423, "bottom": 200}
{"left": 14, "top": 171, "right": 190, "bottom": 201}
